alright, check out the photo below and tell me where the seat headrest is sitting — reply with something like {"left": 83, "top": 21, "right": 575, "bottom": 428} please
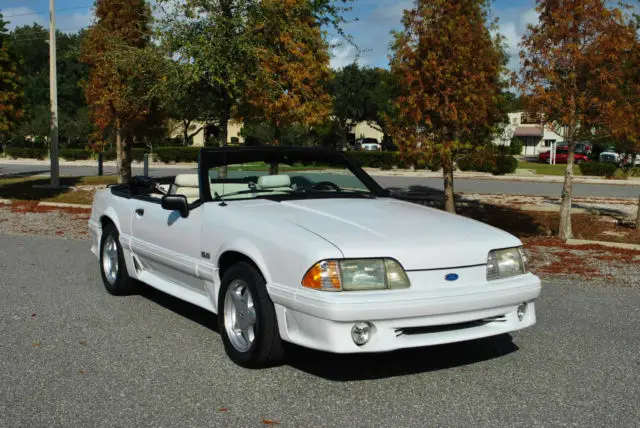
{"left": 174, "top": 174, "right": 199, "bottom": 187}
{"left": 257, "top": 174, "right": 291, "bottom": 189}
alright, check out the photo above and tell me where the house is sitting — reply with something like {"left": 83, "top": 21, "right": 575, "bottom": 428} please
{"left": 494, "top": 112, "right": 565, "bottom": 156}
{"left": 348, "top": 121, "right": 384, "bottom": 143}
{"left": 169, "top": 120, "right": 245, "bottom": 146}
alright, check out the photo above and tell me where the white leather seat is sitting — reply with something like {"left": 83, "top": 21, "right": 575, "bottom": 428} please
{"left": 173, "top": 174, "right": 200, "bottom": 203}
{"left": 257, "top": 175, "right": 292, "bottom": 194}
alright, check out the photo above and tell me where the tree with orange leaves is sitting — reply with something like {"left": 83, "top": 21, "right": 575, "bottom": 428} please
{"left": 81, "top": 0, "right": 154, "bottom": 183}
{"left": 0, "top": 12, "right": 23, "bottom": 142}
{"left": 389, "top": 0, "right": 506, "bottom": 213}
{"left": 517, "top": 0, "right": 639, "bottom": 241}
{"left": 246, "top": 0, "right": 333, "bottom": 146}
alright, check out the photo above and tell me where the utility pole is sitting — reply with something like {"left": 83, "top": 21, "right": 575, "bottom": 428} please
{"left": 49, "top": 0, "right": 60, "bottom": 187}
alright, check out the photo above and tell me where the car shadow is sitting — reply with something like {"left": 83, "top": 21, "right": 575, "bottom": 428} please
{"left": 135, "top": 283, "right": 518, "bottom": 379}
{"left": 138, "top": 283, "right": 220, "bottom": 333}
{"left": 285, "top": 334, "right": 518, "bottom": 381}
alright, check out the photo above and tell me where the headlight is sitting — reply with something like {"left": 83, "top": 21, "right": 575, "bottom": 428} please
{"left": 487, "top": 247, "right": 526, "bottom": 281}
{"left": 302, "top": 258, "right": 410, "bottom": 291}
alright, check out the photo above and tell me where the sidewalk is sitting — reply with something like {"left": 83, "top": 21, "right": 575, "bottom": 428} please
{"left": 2, "top": 157, "right": 640, "bottom": 187}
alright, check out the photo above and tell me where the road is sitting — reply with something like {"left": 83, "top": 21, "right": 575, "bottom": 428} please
{"left": 1, "top": 234, "right": 639, "bottom": 427}
{"left": 1, "top": 161, "right": 639, "bottom": 198}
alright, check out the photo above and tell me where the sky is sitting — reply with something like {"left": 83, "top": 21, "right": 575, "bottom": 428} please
{"left": 0, "top": 0, "right": 627, "bottom": 71}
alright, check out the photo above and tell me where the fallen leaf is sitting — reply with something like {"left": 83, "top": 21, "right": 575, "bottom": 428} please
{"left": 262, "top": 419, "right": 280, "bottom": 425}
{"left": 79, "top": 369, "right": 85, "bottom": 374}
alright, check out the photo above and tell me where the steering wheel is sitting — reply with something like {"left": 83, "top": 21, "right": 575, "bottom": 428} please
{"left": 308, "top": 181, "right": 341, "bottom": 192}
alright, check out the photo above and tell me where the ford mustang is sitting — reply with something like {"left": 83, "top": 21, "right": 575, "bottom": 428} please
{"left": 88, "top": 147, "right": 541, "bottom": 367}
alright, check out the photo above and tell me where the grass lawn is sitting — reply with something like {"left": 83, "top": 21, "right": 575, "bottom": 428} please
{"left": 518, "top": 161, "right": 581, "bottom": 176}
{"left": 0, "top": 175, "right": 117, "bottom": 205}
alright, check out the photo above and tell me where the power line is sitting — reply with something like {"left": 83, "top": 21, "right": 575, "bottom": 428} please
{"left": 1, "top": 5, "right": 92, "bottom": 18}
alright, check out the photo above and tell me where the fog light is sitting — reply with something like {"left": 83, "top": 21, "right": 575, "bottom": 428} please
{"left": 351, "top": 322, "right": 372, "bottom": 346}
{"left": 517, "top": 303, "right": 527, "bottom": 321}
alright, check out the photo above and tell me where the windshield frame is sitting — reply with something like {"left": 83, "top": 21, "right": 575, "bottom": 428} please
{"left": 198, "top": 146, "right": 389, "bottom": 203}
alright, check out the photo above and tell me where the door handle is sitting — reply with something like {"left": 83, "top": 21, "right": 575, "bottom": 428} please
{"left": 135, "top": 208, "right": 144, "bottom": 216}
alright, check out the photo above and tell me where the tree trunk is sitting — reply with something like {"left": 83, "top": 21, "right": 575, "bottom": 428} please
{"left": 218, "top": 109, "right": 230, "bottom": 179}
{"left": 442, "top": 156, "right": 455, "bottom": 213}
{"left": 558, "top": 141, "right": 575, "bottom": 241}
{"left": 270, "top": 123, "right": 280, "bottom": 175}
{"left": 183, "top": 120, "right": 190, "bottom": 146}
{"left": 115, "top": 117, "right": 130, "bottom": 184}
{"left": 635, "top": 194, "right": 640, "bottom": 230}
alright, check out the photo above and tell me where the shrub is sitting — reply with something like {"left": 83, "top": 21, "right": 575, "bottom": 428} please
{"left": 154, "top": 147, "right": 200, "bottom": 163}
{"left": 455, "top": 154, "right": 518, "bottom": 175}
{"left": 100, "top": 148, "right": 148, "bottom": 162}
{"left": 492, "top": 155, "right": 518, "bottom": 175}
{"left": 59, "top": 149, "right": 91, "bottom": 161}
{"left": 5, "top": 147, "right": 48, "bottom": 160}
{"left": 579, "top": 161, "right": 617, "bottom": 177}
{"left": 456, "top": 156, "right": 473, "bottom": 171}
{"left": 510, "top": 138, "right": 524, "bottom": 155}
{"left": 427, "top": 155, "right": 441, "bottom": 171}
{"left": 346, "top": 151, "right": 397, "bottom": 169}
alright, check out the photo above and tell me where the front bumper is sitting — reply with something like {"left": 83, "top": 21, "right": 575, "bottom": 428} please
{"left": 269, "top": 273, "right": 541, "bottom": 353}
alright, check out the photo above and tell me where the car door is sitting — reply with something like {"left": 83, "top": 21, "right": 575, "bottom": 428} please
{"left": 129, "top": 197, "right": 206, "bottom": 293}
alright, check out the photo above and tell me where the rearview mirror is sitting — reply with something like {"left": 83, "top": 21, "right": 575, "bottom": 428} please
{"left": 161, "top": 195, "right": 189, "bottom": 218}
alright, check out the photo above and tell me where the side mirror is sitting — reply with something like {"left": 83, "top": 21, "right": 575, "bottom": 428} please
{"left": 161, "top": 195, "right": 189, "bottom": 218}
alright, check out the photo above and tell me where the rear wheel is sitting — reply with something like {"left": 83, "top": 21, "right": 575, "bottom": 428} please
{"left": 100, "top": 223, "right": 136, "bottom": 295}
{"left": 218, "top": 262, "right": 283, "bottom": 368}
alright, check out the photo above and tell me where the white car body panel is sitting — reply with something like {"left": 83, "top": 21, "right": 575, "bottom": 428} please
{"left": 89, "top": 171, "right": 541, "bottom": 354}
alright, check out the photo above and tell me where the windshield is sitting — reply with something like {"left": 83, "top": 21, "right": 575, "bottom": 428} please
{"left": 201, "top": 148, "right": 385, "bottom": 202}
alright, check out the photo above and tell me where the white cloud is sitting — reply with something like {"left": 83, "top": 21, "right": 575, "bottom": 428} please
{"left": 330, "top": 38, "right": 363, "bottom": 69}
{"left": 495, "top": 7, "right": 540, "bottom": 72}
{"left": 520, "top": 8, "right": 539, "bottom": 29}
{"left": 501, "top": 21, "right": 520, "bottom": 56}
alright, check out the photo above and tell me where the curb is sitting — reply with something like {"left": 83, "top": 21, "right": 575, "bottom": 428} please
{"left": 566, "top": 239, "right": 640, "bottom": 251}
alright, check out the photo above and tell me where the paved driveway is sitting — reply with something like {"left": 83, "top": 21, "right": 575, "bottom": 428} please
{"left": 1, "top": 234, "right": 639, "bottom": 427}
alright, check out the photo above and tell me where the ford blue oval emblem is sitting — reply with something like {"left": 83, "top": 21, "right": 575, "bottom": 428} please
{"left": 445, "top": 273, "right": 459, "bottom": 282}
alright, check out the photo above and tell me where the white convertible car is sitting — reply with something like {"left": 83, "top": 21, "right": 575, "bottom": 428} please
{"left": 89, "top": 147, "right": 541, "bottom": 367}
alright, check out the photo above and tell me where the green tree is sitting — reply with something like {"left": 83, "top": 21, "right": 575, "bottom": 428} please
{"left": 390, "top": 0, "right": 507, "bottom": 213}
{"left": 0, "top": 12, "right": 23, "bottom": 143}
{"left": 157, "top": 0, "right": 351, "bottom": 146}
{"left": 8, "top": 26, "right": 92, "bottom": 145}
{"left": 518, "top": 0, "right": 638, "bottom": 240}
{"left": 330, "top": 63, "right": 396, "bottom": 146}
{"left": 157, "top": 60, "right": 220, "bottom": 145}
{"left": 81, "top": 0, "right": 155, "bottom": 183}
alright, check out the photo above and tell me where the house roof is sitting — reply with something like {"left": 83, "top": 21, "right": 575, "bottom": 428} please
{"left": 513, "top": 125, "right": 544, "bottom": 137}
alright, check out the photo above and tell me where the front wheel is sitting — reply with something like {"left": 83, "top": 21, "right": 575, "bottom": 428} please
{"left": 218, "top": 262, "right": 284, "bottom": 368}
{"left": 99, "top": 223, "right": 136, "bottom": 295}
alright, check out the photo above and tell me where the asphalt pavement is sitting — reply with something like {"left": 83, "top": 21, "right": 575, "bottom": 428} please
{"left": 1, "top": 161, "right": 639, "bottom": 198}
{"left": 1, "top": 234, "right": 639, "bottom": 427}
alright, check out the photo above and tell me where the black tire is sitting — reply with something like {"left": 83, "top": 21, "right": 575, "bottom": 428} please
{"left": 99, "top": 223, "right": 136, "bottom": 295}
{"left": 218, "top": 262, "right": 284, "bottom": 368}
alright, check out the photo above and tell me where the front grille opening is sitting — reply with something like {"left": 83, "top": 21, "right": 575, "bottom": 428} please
{"left": 395, "top": 315, "right": 506, "bottom": 337}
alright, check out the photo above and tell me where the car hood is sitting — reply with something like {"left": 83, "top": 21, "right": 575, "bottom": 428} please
{"left": 269, "top": 197, "right": 522, "bottom": 270}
